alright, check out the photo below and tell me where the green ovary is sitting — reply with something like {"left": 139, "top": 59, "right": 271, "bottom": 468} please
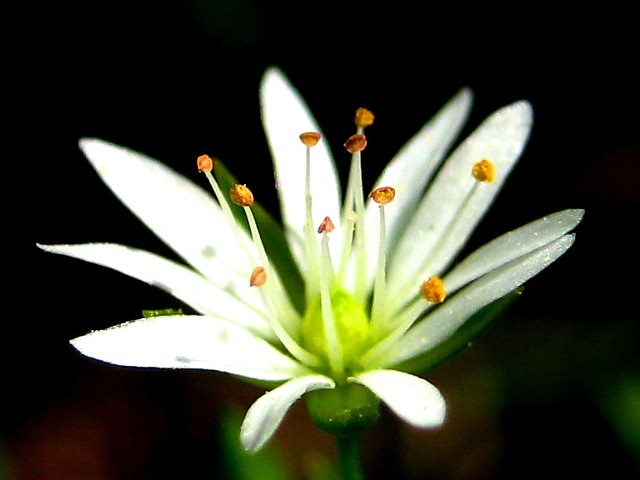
{"left": 299, "top": 289, "right": 372, "bottom": 375}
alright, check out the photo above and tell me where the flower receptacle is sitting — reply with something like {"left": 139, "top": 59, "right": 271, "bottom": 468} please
{"left": 305, "top": 383, "right": 380, "bottom": 436}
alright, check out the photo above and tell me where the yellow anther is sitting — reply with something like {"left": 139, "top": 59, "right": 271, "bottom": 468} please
{"left": 197, "top": 154, "right": 213, "bottom": 173}
{"left": 369, "top": 186, "right": 395, "bottom": 205}
{"left": 300, "top": 132, "right": 321, "bottom": 147}
{"left": 344, "top": 134, "right": 367, "bottom": 154}
{"left": 317, "top": 216, "right": 335, "bottom": 234}
{"left": 420, "top": 276, "right": 446, "bottom": 303}
{"left": 355, "top": 108, "right": 375, "bottom": 129}
{"left": 250, "top": 266, "right": 266, "bottom": 287}
{"left": 472, "top": 159, "right": 496, "bottom": 183}
{"left": 230, "top": 184, "right": 254, "bottom": 207}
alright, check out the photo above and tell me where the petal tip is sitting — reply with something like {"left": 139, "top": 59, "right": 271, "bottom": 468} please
{"left": 261, "top": 66, "right": 289, "bottom": 96}
{"left": 78, "top": 137, "right": 102, "bottom": 153}
{"left": 514, "top": 100, "right": 534, "bottom": 120}
{"left": 573, "top": 208, "right": 586, "bottom": 223}
{"left": 458, "top": 86, "right": 474, "bottom": 103}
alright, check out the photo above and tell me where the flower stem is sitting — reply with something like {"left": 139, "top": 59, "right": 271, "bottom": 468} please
{"left": 336, "top": 434, "right": 364, "bottom": 480}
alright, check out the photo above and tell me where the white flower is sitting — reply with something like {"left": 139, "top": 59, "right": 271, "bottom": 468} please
{"left": 38, "top": 68, "right": 583, "bottom": 452}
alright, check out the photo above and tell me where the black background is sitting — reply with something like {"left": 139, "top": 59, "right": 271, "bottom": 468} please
{"left": 12, "top": 2, "right": 640, "bottom": 479}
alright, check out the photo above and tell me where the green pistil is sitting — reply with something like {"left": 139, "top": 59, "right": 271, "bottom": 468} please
{"left": 299, "top": 289, "right": 371, "bottom": 377}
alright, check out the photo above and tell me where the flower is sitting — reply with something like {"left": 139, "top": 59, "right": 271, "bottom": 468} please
{"left": 38, "top": 68, "right": 583, "bottom": 452}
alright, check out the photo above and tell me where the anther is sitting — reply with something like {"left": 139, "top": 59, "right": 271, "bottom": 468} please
{"left": 344, "top": 134, "right": 367, "bottom": 154}
{"left": 420, "top": 276, "right": 446, "bottom": 303}
{"left": 300, "top": 132, "right": 321, "bottom": 147}
{"left": 472, "top": 159, "right": 496, "bottom": 183}
{"left": 197, "top": 154, "right": 213, "bottom": 173}
{"left": 370, "top": 186, "right": 395, "bottom": 205}
{"left": 317, "top": 216, "right": 335, "bottom": 234}
{"left": 230, "top": 184, "right": 254, "bottom": 207}
{"left": 250, "top": 266, "right": 267, "bottom": 287}
{"left": 355, "top": 108, "right": 375, "bottom": 129}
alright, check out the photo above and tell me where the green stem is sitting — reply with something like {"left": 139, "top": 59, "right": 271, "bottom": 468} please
{"left": 336, "top": 434, "right": 363, "bottom": 480}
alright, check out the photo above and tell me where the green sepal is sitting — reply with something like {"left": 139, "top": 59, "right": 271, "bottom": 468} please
{"left": 141, "top": 307, "right": 183, "bottom": 318}
{"left": 305, "top": 383, "right": 380, "bottom": 436}
{"left": 213, "top": 159, "right": 305, "bottom": 314}
{"left": 394, "top": 288, "right": 523, "bottom": 375}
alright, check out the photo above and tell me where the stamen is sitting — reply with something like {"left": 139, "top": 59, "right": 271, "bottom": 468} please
{"left": 472, "top": 158, "right": 496, "bottom": 183}
{"left": 318, "top": 217, "right": 336, "bottom": 284}
{"left": 301, "top": 132, "right": 323, "bottom": 302}
{"left": 380, "top": 158, "right": 497, "bottom": 318}
{"left": 237, "top": 189, "right": 320, "bottom": 367}
{"left": 299, "top": 131, "right": 321, "bottom": 147}
{"left": 250, "top": 266, "right": 267, "bottom": 287}
{"left": 355, "top": 107, "right": 375, "bottom": 133}
{"left": 196, "top": 158, "right": 304, "bottom": 355}
{"left": 236, "top": 188, "right": 287, "bottom": 315}
{"left": 369, "top": 186, "right": 395, "bottom": 205}
{"left": 197, "top": 154, "right": 213, "bottom": 173}
{"left": 230, "top": 184, "right": 254, "bottom": 207}
{"left": 370, "top": 187, "right": 395, "bottom": 328}
{"left": 364, "top": 277, "right": 445, "bottom": 366}
{"left": 344, "top": 133, "right": 367, "bottom": 153}
{"left": 421, "top": 276, "right": 446, "bottom": 303}
{"left": 197, "top": 155, "right": 258, "bottom": 266}
{"left": 317, "top": 216, "right": 335, "bottom": 234}
{"left": 338, "top": 133, "right": 368, "bottom": 302}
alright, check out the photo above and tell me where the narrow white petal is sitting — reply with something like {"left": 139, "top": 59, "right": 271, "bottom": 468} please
{"left": 240, "top": 375, "right": 335, "bottom": 452}
{"left": 350, "top": 370, "right": 446, "bottom": 428}
{"left": 345, "top": 88, "right": 474, "bottom": 291}
{"left": 38, "top": 243, "right": 272, "bottom": 338}
{"left": 78, "top": 138, "right": 257, "bottom": 286}
{"left": 445, "top": 209, "right": 585, "bottom": 292}
{"left": 260, "top": 68, "right": 342, "bottom": 268}
{"left": 377, "top": 235, "right": 576, "bottom": 367}
{"left": 386, "top": 102, "right": 533, "bottom": 312}
{"left": 70, "top": 315, "right": 309, "bottom": 381}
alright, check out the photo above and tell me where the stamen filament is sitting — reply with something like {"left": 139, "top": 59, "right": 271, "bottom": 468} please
{"left": 380, "top": 174, "right": 488, "bottom": 320}
{"left": 352, "top": 151, "right": 367, "bottom": 303}
{"left": 336, "top": 208, "right": 356, "bottom": 285}
{"left": 253, "top": 278, "right": 322, "bottom": 367}
{"left": 202, "top": 171, "right": 273, "bottom": 293}
{"left": 302, "top": 142, "right": 322, "bottom": 301}
{"left": 202, "top": 173, "right": 268, "bottom": 279}
{"left": 369, "top": 202, "right": 388, "bottom": 329}
{"left": 203, "top": 171, "right": 248, "bottom": 243}
{"left": 242, "top": 205, "right": 298, "bottom": 334}
{"left": 319, "top": 232, "right": 343, "bottom": 376}
{"left": 337, "top": 159, "right": 358, "bottom": 282}
{"left": 337, "top": 139, "right": 367, "bottom": 303}
{"left": 362, "top": 298, "right": 435, "bottom": 367}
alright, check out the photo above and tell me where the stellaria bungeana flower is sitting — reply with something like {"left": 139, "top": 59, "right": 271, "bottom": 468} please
{"left": 38, "top": 68, "right": 583, "bottom": 452}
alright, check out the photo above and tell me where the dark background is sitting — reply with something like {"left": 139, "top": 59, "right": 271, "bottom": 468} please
{"left": 12, "top": 1, "right": 640, "bottom": 479}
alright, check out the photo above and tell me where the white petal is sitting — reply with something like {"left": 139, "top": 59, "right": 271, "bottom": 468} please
{"left": 38, "top": 243, "right": 273, "bottom": 338}
{"left": 70, "top": 315, "right": 309, "bottom": 381}
{"left": 377, "top": 235, "right": 576, "bottom": 367}
{"left": 240, "top": 374, "right": 335, "bottom": 452}
{"left": 445, "top": 209, "right": 585, "bottom": 292}
{"left": 78, "top": 138, "right": 257, "bottom": 287}
{"left": 260, "top": 68, "right": 342, "bottom": 268}
{"left": 345, "top": 88, "right": 474, "bottom": 291}
{"left": 350, "top": 369, "right": 446, "bottom": 428}
{"left": 386, "top": 102, "right": 533, "bottom": 312}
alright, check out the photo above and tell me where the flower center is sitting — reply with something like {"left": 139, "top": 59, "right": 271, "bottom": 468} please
{"left": 299, "top": 289, "right": 371, "bottom": 378}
